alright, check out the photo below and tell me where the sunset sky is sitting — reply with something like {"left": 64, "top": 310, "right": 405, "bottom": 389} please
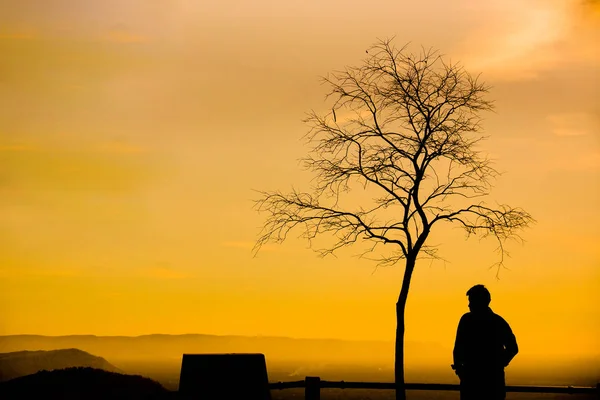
{"left": 1, "top": 0, "right": 598, "bottom": 362}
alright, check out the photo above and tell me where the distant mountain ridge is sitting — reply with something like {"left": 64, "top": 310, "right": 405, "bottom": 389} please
{"left": 0, "top": 348, "right": 121, "bottom": 381}
{"left": 0, "top": 333, "right": 394, "bottom": 343}
{"left": 0, "top": 334, "right": 444, "bottom": 365}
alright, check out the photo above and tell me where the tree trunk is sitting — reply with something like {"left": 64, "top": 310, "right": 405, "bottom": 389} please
{"left": 395, "top": 256, "right": 416, "bottom": 400}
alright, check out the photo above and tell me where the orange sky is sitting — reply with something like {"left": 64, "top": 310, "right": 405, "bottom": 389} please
{"left": 1, "top": 0, "right": 598, "bottom": 361}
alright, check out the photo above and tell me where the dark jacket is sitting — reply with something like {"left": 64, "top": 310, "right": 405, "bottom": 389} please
{"left": 453, "top": 307, "right": 518, "bottom": 370}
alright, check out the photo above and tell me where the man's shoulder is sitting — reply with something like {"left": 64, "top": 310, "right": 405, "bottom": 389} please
{"left": 490, "top": 311, "right": 508, "bottom": 322}
{"left": 461, "top": 310, "right": 509, "bottom": 323}
{"left": 490, "top": 311, "right": 512, "bottom": 329}
{"left": 459, "top": 312, "right": 472, "bottom": 322}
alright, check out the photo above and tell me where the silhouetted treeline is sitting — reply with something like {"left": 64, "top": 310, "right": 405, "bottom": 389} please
{"left": 0, "top": 367, "right": 170, "bottom": 400}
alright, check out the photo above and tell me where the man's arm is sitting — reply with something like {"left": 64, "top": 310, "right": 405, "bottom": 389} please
{"left": 501, "top": 319, "right": 518, "bottom": 367}
{"left": 453, "top": 315, "right": 467, "bottom": 369}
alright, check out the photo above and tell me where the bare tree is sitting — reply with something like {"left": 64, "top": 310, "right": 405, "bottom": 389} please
{"left": 253, "top": 38, "right": 534, "bottom": 400}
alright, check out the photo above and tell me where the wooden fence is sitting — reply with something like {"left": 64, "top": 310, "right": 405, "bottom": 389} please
{"left": 269, "top": 377, "right": 600, "bottom": 400}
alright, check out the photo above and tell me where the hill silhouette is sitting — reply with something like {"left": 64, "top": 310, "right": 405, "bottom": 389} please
{"left": 0, "top": 349, "right": 120, "bottom": 381}
{"left": 0, "top": 367, "right": 169, "bottom": 400}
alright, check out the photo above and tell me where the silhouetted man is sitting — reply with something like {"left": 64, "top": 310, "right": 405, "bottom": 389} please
{"left": 452, "top": 284, "right": 518, "bottom": 400}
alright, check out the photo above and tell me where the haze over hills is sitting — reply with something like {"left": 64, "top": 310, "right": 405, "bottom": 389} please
{"left": 0, "top": 334, "right": 405, "bottom": 363}
{"left": 0, "top": 334, "right": 597, "bottom": 389}
{"left": 0, "top": 349, "right": 121, "bottom": 381}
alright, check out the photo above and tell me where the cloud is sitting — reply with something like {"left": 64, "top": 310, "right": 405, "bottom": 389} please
{"left": 220, "top": 241, "right": 281, "bottom": 252}
{"left": 0, "top": 145, "right": 37, "bottom": 152}
{"left": 0, "top": 145, "right": 161, "bottom": 194}
{"left": 496, "top": 129, "right": 600, "bottom": 172}
{"left": 0, "top": 141, "right": 147, "bottom": 154}
{"left": 0, "top": 263, "right": 195, "bottom": 280}
{"left": 141, "top": 266, "right": 191, "bottom": 280}
{"left": 0, "top": 31, "right": 37, "bottom": 40}
{"left": 104, "top": 29, "right": 147, "bottom": 44}
{"left": 0, "top": 268, "right": 82, "bottom": 279}
{"left": 458, "top": 0, "right": 599, "bottom": 81}
{"left": 0, "top": 131, "right": 162, "bottom": 196}
{"left": 221, "top": 241, "right": 255, "bottom": 249}
{"left": 0, "top": 26, "right": 146, "bottom": 44}
{"left": 95, "top": 142, "right": 148, "bottom": 154}
{"left": 547, "top": 112, "right": 599, "bottom": 137}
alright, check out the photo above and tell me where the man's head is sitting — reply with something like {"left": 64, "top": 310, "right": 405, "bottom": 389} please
{"left": 466, "top": 284, "right": 491, "bottom": 312}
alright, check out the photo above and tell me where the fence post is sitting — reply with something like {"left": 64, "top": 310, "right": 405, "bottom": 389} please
{"left": 305, "top": 376, "right": 321, "bottom": 400}
{"left": 596, "top": 382, "right": 599, "bottom": 400}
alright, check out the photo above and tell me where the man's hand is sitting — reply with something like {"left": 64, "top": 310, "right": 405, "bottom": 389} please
{"left": 451, "top": 364, "right": 464, "bottom": 379}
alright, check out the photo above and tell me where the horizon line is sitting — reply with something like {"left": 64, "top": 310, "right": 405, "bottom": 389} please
{"left": 0, "top": 333, "right": 397, "bottom": 343}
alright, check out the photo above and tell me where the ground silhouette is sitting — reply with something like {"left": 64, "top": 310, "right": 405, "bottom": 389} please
{"left": 0, "top": 367, "right": 170, "bottom": 400}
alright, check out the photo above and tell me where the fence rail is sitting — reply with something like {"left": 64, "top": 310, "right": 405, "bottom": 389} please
{"left": 269, "top": 377, "right": 600, "bottom": 400}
